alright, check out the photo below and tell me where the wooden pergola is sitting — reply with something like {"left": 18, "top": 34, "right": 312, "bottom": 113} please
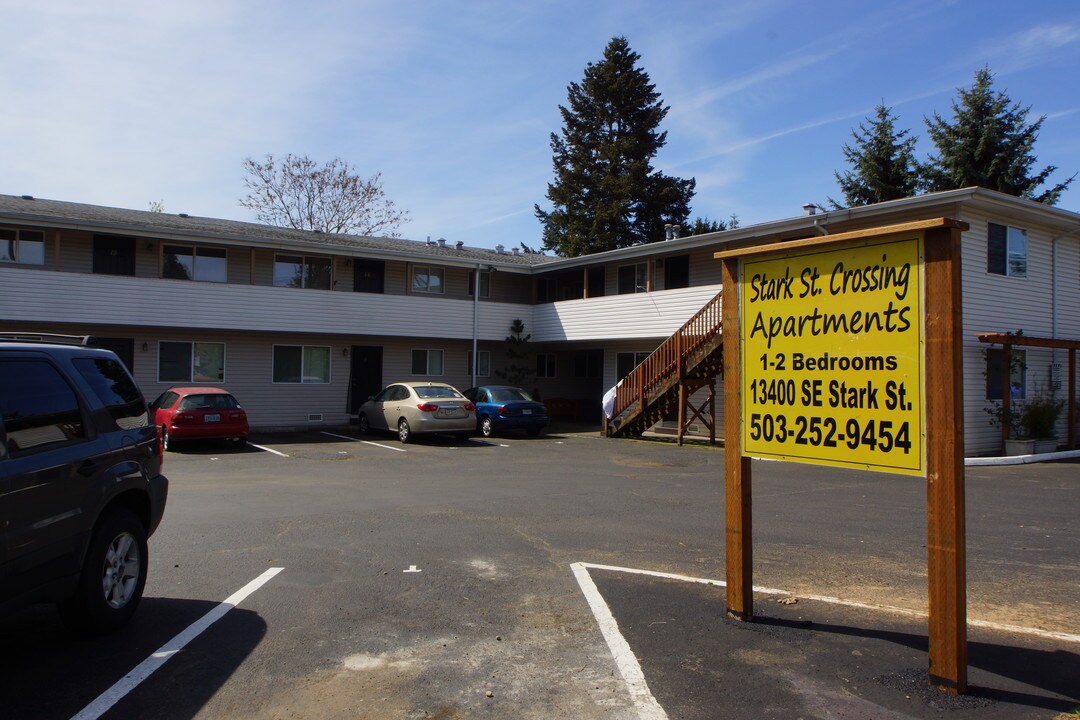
{"left": 976, "top": 333, "right": 1080, "bottom": 451}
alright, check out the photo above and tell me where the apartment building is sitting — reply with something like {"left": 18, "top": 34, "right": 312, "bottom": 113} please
{"left": 2, "top": 188, "right": 1077, "bottom": 456}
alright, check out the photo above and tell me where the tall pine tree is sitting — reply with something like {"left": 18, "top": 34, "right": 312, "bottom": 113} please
{"left": 535, "top": 37, "right": 695, "bottom": 257}
{"left": 923, "top": 67, "right": 1074, "bottom": 204}
{"left": 831, "top": 104, "right": 920, "bottom": 208}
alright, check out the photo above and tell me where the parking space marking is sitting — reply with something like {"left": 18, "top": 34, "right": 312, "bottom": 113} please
{"left": 320, "top": 431, "right": 407, "bottom": 453}
{"left": 575, "top": 562, "right": 1080, "bottom": 645}
{"left": 249, "top": 443, "right": 289, "bottom": 457}
{"left": 71, "top": 567, "right": 285, "bottom": 720}
{"left": 571, "top": 563, "right": 669, "bottom": 720}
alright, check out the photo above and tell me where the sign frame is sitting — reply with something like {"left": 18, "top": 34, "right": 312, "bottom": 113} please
{"left": 715, "top": 218, "right": 969, "bottom": 694}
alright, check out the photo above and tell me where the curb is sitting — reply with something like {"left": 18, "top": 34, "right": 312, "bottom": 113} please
{"left": 965, "top": 448, "right": 1080, "bottom": 466}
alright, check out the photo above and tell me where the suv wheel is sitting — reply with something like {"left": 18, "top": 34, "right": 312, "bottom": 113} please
{"left": 60, "top": 507, "right": 148, "bottom": 633}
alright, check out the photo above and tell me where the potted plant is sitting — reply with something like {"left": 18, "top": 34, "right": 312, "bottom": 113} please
{"left": 1019, "top": 386, "right": 1064, "bottom": 454}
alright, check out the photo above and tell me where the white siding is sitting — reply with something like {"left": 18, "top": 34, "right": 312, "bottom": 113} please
{"left": 532, "top": 285, "right": 721, "bottom": 341}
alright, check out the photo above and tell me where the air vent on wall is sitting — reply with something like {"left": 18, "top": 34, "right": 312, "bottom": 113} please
{"left": 307, "top": 413, "right": 324, "bottom": 423}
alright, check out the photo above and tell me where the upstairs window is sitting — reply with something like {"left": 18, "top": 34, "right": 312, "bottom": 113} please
{"left": 987, "top": 223, "right": 1027, "bottom": 277}
{"left": 274, "top": 254, "right": 331, "bottom": 289}
{"left": 163, "top": 245, "right": 228, "bottom": 282}
{"left": 0, "top": 229, "right": 45, "bottom": 265}
{"left": 468, "top": 350, "right": 491, "bottom": 377}
{"left": 468, "top": 270, "right": 491, "bottom": 298}
{"left": 618, "top": 263, "right": 648, "bottom": 294}
{"left": 412, "top": 266, "right": 445, "bottom": 294}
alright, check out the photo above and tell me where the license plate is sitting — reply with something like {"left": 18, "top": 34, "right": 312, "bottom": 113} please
{"left": 437, "top": 408, "right": 460, "bottom": 418}
{"left": 522, "top": 409, "right": 532, "bottom": 415}
{"left": 204, "top": 414, "right": 221, "bottom": 422}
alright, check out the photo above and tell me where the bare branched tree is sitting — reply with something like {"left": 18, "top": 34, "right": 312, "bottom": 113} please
{"left": 239, "top": 154, "right": 409, "bottom": 237}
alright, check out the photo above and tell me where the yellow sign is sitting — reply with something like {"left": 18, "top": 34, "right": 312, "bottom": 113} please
{"left": 740, "top": 236, "right": 924, "bottom": 475}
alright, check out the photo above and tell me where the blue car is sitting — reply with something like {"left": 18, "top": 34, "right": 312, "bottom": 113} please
{"left": 463, "top": 386, "right": 549, "bottom": 438}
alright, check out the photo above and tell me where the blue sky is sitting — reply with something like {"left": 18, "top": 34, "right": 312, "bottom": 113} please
{"left": 2, "top": 0, "right": 1077, "bottom": 250}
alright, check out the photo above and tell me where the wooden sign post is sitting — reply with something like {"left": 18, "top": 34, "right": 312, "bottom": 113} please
{"left": 716, "top": 218, "right": 969, "bottom": 693}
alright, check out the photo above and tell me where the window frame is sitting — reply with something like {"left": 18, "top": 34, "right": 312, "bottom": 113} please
{"left": 273, "top": 253, "right": 332, "bottom": 290}
{"left": 156, "top": 341, "right": 226, "bottom": 383}
{"left": 468, "top": 350, "right": 491, "bottom": 377}
{"left": 987, "top": 222, "right": 1028, "bottom": 278}
{"left": 985, "top": 347, "right": 1027, "bottom": 401}
{"left": 468, "top": 270, "right": 491, "bottom": 298}
{"left": 272, "top": 344, "right": 332, "bottom": 384}
{"left": 536, "top": 352, "right": 557, "bottom": 378}
{"left": 412, "top": 266, "right": 446, "bottom": 295}
{"left": 162, "top": 244, "right": 228, "bottom": 283}
{"left": 0, "top": 228, "right": 46, "bottom": 266}
{"left": 411, "top": 348, "right": 445, "bottom": 376}
{"left": 617, "top": 262, "right": 648, "bottom": 294}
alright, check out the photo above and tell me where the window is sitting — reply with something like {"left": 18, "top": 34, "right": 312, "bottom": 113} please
{"left": 468, "top": 350, "right": 491, "bottom": 377}
{"left": 274, "top": 254, "right": 331, "bottom": 289}
{"left": 73, "top": 358, "right": 149, "bottom": 431}
{"left": 273, "top": 345, "right": 331, "bottom": 383}
{"left": 412, "top": 266, "right": 445, "bottom": 294}
{"left": 158, "top": 341, "right": 226, "bottom": 383}
{"left": 0, "top": 359, "right": 86, "bottom": 454}
{"left": 618, "top": 263, "right": 648, "bottom": 294}
{"left": 617, "top": 351, "right": 651, "bottom": 381}
{"left": 163, "top": 245, "right": 228, "bottom": 282}
{"left": 536, "top": 353, "right": 556, "bottom": 378}
{"left": 574, "top": 351, "right": 601, "bottom": 378}
{"left": 664, "top": 255, "right": 690, "bottom": 289}
{"left": 986, "top": 348, "right": 1026, "bottom": 400}
{"left": 987, "top": 223, "right": 1027, "bottom": 277}
{"left": 411, "top": 349, "right": 444, "bottom": 375}
{"left": 0, "top": 228, "right": 45, "bottom": 265}
{"left": 468, "top": 270, "right": 491, "bottom": 298}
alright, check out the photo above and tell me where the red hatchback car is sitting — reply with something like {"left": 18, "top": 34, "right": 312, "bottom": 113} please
{"left": 150, "top": 387, "right": 248, "bottom": 450}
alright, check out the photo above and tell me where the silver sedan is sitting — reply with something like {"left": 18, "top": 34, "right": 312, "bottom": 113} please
{"left": 357, "top": 382, "right": 475, "bottom": 443}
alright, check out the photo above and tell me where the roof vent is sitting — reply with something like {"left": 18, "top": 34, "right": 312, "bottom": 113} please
{"left": 455, "top": 240, "right": 464, "bottom": 249}
{"left": 512, "top": 247, "right": 520, "bottom": 256}
{"left": 20, "top": 195, "right": 34, "bottom": 200}
{"left": 426, "top": 236, "right": 435, "bottom": 245}
{"left": 178, "top": 213, "right": 189, "bottom": 218}
{"left": 802, "top": 203, "right": 818, "bottom": 216}
{"left": 438, "top": 237, "right": 447, "bottom": 247}
{"left": 313, "top": 229, "right": 323, "bottom": 234}
{"left": 495, "top": 244, "right": 506, "bottom": 255}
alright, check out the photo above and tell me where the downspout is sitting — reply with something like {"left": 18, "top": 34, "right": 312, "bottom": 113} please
{"left": 472, "top": 265, "right": 480, "bottom": 388}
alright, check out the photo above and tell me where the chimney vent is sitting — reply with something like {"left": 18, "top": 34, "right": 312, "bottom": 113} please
{"left": 438, "top": 237, "right": 447, "bottom": 247}
{"left": 512, "top": 247, "right": 520, "bottom": 256}
{"left": 495, "top": 244, "right": 506, "bottom": 255}
{"left": 20, "top": 195, "right": 34, "bottom": 200}
{"left": 426, "top": 236, "right": 435, "bottom": 245}
{"left": 178, "top": 213, "right": 189, "bottom": 218}
{"left": 802, "top": 203, "right": 817, "bottom": 216}
{"left": 455, "top": 240, "right": 464, "bottom": 249}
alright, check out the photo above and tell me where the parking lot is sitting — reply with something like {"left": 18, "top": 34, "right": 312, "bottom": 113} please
{"left": 2, "top": 428, "right": 1077, "bottom": 719}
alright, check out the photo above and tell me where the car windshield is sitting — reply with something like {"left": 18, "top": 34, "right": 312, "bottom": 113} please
{"left": 178, "top": 394, "right": 240, "bottom": 411}
{"left": 489, "top": 388, "right": 533, "bottom": 403}
{"left": 415, "top": 386, "right": 463, "bottom": 399}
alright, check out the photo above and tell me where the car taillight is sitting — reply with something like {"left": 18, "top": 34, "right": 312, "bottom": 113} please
{"left": 497, "top": 405, "right": 508, "bottom": 414}
{"left": 417, "top": 403, "right": 439, "bottom": 412}
{"left": 464, "top": 403, "right": 475, "bottom": 412}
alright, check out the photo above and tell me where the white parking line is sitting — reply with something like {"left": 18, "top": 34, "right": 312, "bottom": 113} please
{"left": 571, "top": 563, "right": 668, "bottom": 720}
{"left": 574, "top": 562, "right": 1080, "bottom": 645}
{"left": 320, "top": 431, "right": 406, "bottom": 453}
{"left": 71, "top": 567, "right": 284, "bottom": 720}
{"left": 249, "top": 443, "right": 289, "bottom": 457}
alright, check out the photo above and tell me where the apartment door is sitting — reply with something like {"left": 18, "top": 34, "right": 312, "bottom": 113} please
{"left": 92, "top": 235, "right": 136, "bottom": 276}
{"left": 95, "top": 337, "right": 135, "bottom": 374}
{"left": 348, "top": 346, "right": 383, "bottom": 414}
{"left": 353, "top": 260, "right": 385, "bottom": 294}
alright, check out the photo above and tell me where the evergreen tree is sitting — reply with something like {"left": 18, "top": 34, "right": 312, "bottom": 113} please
{"left": 684, "top": 217, "right": 726, "bottom": 236}
{"left": 831, "top": 104, "right": 920, "bottom": 208}
{"left": 535, "top": 37, "right": 695, "bottom": 257}
{"left": 494, "top": 319, "right": 534, "bottom": 388}
{"left": 923, "top": 67, "right": 1074, "bottom": 204}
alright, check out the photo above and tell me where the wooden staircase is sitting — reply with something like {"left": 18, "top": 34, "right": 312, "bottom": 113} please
{"left": 606, "top": 290, "right": 724, "bottom": 438}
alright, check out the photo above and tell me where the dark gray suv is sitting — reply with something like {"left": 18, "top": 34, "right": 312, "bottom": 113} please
{"left": 0, "top": 334, "right": 168, "bottom": 631}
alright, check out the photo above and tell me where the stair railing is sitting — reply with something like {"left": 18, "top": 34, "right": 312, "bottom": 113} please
{"left": 609, "top": 289, "right": 723, "bottom": 429}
